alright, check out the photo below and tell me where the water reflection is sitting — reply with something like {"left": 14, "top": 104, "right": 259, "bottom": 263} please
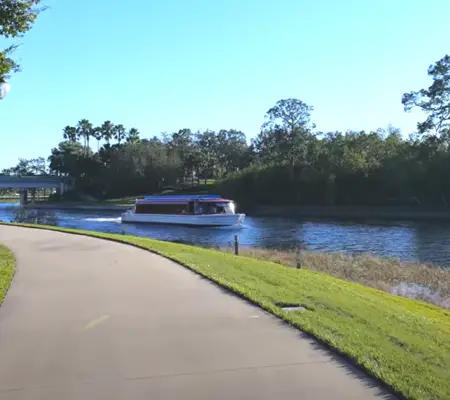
{"left": 12, "top": 207, "right": 58, "bottom": 226}
{"left": 2, "top": 202, "right": 450, "bottom": 267}
{"left": 411, "top": 223, "right": 450, "bottom": 266}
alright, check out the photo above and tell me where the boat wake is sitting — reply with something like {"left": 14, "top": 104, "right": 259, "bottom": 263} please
{"left": 84, "top": 217, "right": 121, "bottom": 223}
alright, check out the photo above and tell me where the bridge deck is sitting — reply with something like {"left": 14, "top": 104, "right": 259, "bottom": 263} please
{"left": 0, "top": 176, "right": 73, "bottom": 189}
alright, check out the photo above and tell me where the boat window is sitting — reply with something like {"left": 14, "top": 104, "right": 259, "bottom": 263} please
{"left": 196, "top": 202, "right": 234, "bottom": 214}
{"left": 135, "top": 203, "right": 188, "bottom": 214}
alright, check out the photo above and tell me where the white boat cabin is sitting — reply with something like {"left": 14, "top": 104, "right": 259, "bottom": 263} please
{"left": 134, "top": 195, "right": 236, "bottom": 216}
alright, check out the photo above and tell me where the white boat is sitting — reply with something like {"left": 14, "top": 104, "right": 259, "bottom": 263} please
{"left": 121, "top": 194, "right": 245, "bottom": 226}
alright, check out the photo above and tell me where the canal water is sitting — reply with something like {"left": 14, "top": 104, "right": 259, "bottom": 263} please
{"left": 2, "top": 202, "right": 450, "bottom": 267}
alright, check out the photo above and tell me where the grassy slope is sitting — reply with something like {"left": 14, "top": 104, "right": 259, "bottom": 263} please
{"left": 0, "top": 244, "right": 15, "bottom": 305}
{"left": 223, "top": 247, "right": 450, "bottom": 309}
{"left": 1, "top": 223, "right": 450, "bottom": 399}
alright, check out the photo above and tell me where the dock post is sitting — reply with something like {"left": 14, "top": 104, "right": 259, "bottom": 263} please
{"left": 296, "top": 248, "right": 301, "bottom": 269}
{"left": 234, "top": 235, "right": 239, "bottom": 256}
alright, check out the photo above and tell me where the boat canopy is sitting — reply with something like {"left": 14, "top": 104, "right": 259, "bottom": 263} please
{"left": 137, "top": 194, "right": 231, "bottom": 205}
{"left": 143, "top": 194, "right": 222, "bottom": 201}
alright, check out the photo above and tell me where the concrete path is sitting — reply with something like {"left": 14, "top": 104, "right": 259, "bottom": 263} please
{"left": 0, "top": 226, "right": 396, "bottom": 400}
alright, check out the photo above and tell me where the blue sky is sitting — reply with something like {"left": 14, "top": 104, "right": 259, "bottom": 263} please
{"left": 1, "top": 0, "right": 449, "bottom": 169}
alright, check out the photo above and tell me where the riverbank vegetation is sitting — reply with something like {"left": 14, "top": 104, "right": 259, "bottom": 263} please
{"left": 1, "top": 223, "right": 449, "bottom": 400}
{"left": 221, "top": 247, "right": 450, "bottom": 309}
{"left": 0, "top": 244, "right": 15, "bottom": 306}
{"left": 1, "top": 55, "right": 450, "bottom": 210}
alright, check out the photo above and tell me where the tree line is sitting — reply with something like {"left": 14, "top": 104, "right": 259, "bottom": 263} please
{"left": 2, "top": 54, "right": 450, "bottom": 208}
{"left": 219, "top": 54, "right": 450, "bottom": 208}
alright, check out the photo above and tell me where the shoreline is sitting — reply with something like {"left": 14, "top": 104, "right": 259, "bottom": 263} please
{"left": 22, "top": 203, "right": 130, "bottom": 212}
{"left": 5, "top": 201, "right": 450, "bottom": 222}
{"left": 253, "top": 205, "right": 450, "bottom": 221}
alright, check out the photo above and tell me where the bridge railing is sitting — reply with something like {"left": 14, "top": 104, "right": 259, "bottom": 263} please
{"left": 0, "top": 175, "right": 74, "bottom": 190}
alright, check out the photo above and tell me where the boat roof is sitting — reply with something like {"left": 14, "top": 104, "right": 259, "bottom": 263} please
{"left": 197, "top": 199, "right": 230, "bottom": 203}
{"left": 136, "top": 194, "right": 231, "bottom": 205}
{"left": 142, "top": 194, "right": 222, "bottom": 200}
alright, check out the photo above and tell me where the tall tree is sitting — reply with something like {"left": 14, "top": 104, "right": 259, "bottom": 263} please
{"left": 258, "top": 98, "right": 315, "bottom": 178}
{"left": 126, "top": 127, "right": 140, "bottom": 144}
{"left": 216, "top": 129, "right": 249, "bottom": 176}
{"left": 62, "top": 125, "right": 77, "bottom": 142}
{"left": 402, "top": 55, "right": 450, "bottom": 137}
{"left": 92, "top": 126, "right": 103, "bottom": 151}
{"left": 76, "top": 119, "right": 93, "bottom": 153}
{"left": 113, "top": 124, "right": 126, "bottom": 145}
{"left": 100, "top": 120, "right": 114, "bottom": 145}
{"left": 196, "top": 130, "right": 219, "bottom": 178}
{"left": 48, "top": 141, "right": 85, "bottom": 177}
{"left": 0, "top": 1, "right": 46, "bottom": 82}
{"left": 165, "top": 128, "right": 199, "bottom": 177}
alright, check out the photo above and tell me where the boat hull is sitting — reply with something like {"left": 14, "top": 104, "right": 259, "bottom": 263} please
{"left": 121, "top": 211, "right": 245, "bottom": 226}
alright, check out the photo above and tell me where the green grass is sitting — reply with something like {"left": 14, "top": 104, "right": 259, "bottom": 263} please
{"left": 0, "top": 243, "right": 15, "bottom": 306}
{"left": 1, "top": 223, "right": 450, "bottom": 399}
{"left": 221, "top": 247, "right": 450, "bottom": 309}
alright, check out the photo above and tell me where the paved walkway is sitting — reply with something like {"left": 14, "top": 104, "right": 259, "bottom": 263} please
{"left": 0, "top": 226, "right": 396, "bottom": 399}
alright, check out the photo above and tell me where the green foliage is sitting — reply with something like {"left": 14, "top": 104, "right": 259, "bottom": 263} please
{"left": 0, "top": 0, "right": 45, "bottom": 81}
{"left": 257, "top": 98, "right": 315, "bottom": 175}
{"left": 0, "top": 243, "right": 15, "bottom": 306}
{"left": 0, "top": 0, "right": 43, "bottom": 37}
{"left": 112, "top": 124, "right": 126, "bottom": 145}
{"left": 43, "top": 121, "right": 187, "bottom": 198}
{"left": 126, "top": 127, "right": 140, "bottom": 144}
{"left": 402, "top": 54, "right": 450, "bottom": 136}
{"left": 1, "top": 157, "right": 48, "bottom": 176}
{"left": 219, "top": 127, "right": 450, "bottom": 208}
{"left": 4, "top": 223, "right": 450, "bottom": 400}
{"left": 0, "top": 46, "right": 19, "bottom": 81}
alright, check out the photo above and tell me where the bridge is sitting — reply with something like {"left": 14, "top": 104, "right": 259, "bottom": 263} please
{"left": 0, "top": 175, "right": 74, "bottom": 205}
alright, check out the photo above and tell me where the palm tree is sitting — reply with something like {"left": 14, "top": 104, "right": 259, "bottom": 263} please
{"left": 126, "top": 128, "right": 140, "bottom": 144}
{"left": 93, "top": 126, "right": 103, "bottom": 152}
{"left": 62, "top": 126, "right": 77, "bottom": 142}
{"left": 76, "top": 119, "right": 93, "bottom": 154}
{"left": 100, "top": 120, "right": 114, "bottom": 145}
{"left": 113, "top": 124, "right": 126, "bottom": 145}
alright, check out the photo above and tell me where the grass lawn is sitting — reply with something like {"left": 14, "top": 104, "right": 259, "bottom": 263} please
{"left": 0, "top": 244, "right": 15, "bottom": 306}
{"left": 1, "top": 223, "right": 450, "bottom": 399}
{"left": 221, "top": 247, "right": 450, "bottom": 309}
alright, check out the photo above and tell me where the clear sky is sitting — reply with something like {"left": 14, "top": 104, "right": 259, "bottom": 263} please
{"left": 0, "top": 0, "right": 449, "bottom": 169}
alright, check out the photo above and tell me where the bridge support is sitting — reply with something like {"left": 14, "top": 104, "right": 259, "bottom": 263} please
{"left": 19, "top": 189, "right": 28, "bottom": 206}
